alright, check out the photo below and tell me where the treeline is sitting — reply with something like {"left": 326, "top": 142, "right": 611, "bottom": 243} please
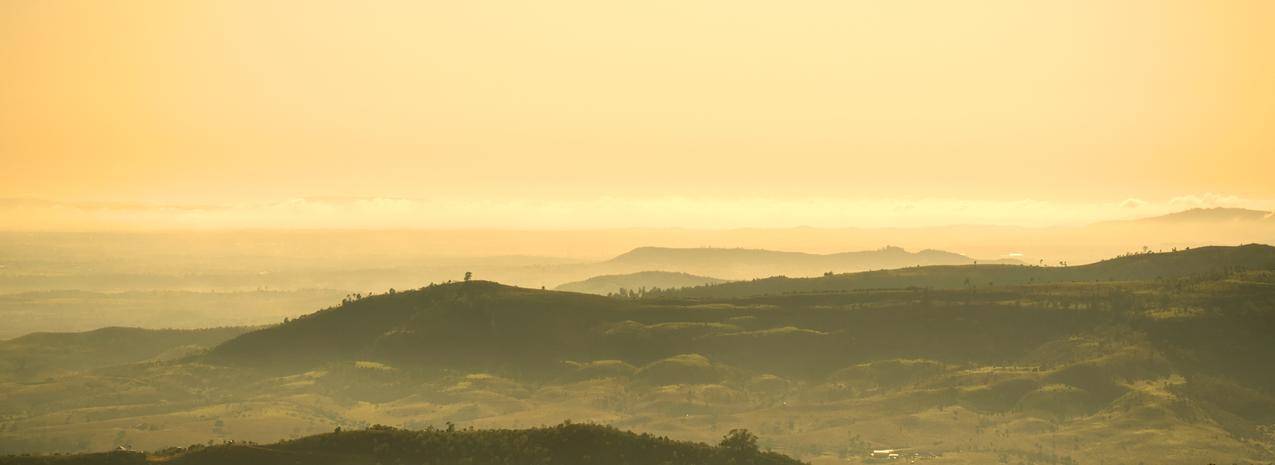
{"left": 0, "top": 424, "right": 803, "bottom": 465}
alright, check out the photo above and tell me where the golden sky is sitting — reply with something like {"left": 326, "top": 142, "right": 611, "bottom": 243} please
{"left": 2, "top": 0, "right": 1273, "bottom": 229}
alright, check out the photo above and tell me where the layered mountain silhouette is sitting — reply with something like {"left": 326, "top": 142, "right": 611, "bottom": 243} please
{"left": 5, "top": 244, "right": 1275, "bottom": 463}
{"left": 1103, "top": 207, "right": 1273, "bottom": 225}
{"left": 1149, "top": 207, "right": 1272, "bottom": 223}
{"left": 652, "top": 243, "right": 1275, "bottom": 299}
{"left": 577, "top": 245, "right": 1019, "bottom": 281}
{"left": 206, "top": 244, "right": 1275, "bottom": 374}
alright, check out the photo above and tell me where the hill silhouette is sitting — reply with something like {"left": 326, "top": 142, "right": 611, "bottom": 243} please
{"left": 0, "top": 423, "right": 800, "bottom": 465}
{"left": 203, "top": 245, "right": 1275, "bottom": 383}
{"left": 1131, "top": 207, "right": 1271, "bottom": 224}
{"left": 204, "top": 282, "right": 637, "bottom": 371}
{"left": 599, "top": 246, "right": 1018, "bottom": 280}
{"left": 648, "top": 244, "right": 1275, "bottom": 299}
{"left": 554, "top": 271, "right": 727, "bottom": 295}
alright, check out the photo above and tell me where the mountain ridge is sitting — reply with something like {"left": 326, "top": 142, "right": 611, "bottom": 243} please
{"left": 645, "top": 243, "right": 1275, "bottom": 299}
{"left": 595, "top": 245, "right": 1019, "bottom": 282}
{"left": 0, "top": 423, "right": 802, "bottom": 465}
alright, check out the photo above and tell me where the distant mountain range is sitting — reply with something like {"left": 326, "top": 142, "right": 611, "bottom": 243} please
{"left": 428, "top": 208, "right": 1274, "bottom": 287}
{"left": 567, "top": 245, "right": 1019, "bottom": 282}
{"left": 1105, "top": 207, "right": 1273, "bottom": 225}
{"left": 650, "top": 243, "right": 1275, "bottom": 299}
{"left": 1, "top": 207, "right": 1271, "bottom": 294}
{"left": 544, "top": 246, "right": 1014, "bottom": 293}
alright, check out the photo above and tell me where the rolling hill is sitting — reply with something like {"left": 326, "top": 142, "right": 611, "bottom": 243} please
{"left": 554, "top": 271, "right": 727, "bottom": 295}
{"left": 648, "top": 243, "right": 1275, "bottom": 299}
{"left": 3, "top": 245, "right": 1275, "bottom": 463}
{"left": 203, "top": 282, "right": 638, "bottom": 371}
{"left": 206, "top": 245, "right": 1275, "bottom": 377}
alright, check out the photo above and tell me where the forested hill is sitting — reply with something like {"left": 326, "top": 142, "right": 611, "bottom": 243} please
{"left": 647, "top": 244, "right": 1275, "bottom": 299}
{"left": 0, "top": 423, "right": 802, "bottom": 465}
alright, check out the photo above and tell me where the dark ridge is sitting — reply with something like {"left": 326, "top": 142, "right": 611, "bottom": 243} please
{"left": 0, "top": 423, "right": 803, "bottom": 465}
{"left": 203, "top": 281, "right": 632, "bottom": 371}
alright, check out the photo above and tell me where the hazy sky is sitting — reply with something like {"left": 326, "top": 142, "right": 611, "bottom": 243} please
{"left": 2, "top": 1, "right": 1273, "bottom": 229}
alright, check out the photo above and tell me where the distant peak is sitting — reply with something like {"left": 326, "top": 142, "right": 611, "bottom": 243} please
{"left": 1139, "top": 207, "right": 1271, "bottom": 223}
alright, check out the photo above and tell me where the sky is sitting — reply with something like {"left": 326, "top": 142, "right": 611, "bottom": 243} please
{"left": 2, "top": 0, "right": 1273, "bottom": 230}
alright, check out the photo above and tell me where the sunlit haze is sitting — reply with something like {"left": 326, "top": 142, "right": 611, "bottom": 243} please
{"left": 5, "top": 3, "right": 1275, "bottom": 464}
{"left": 4, "top": 1, "right": 1274, "bottom": 230}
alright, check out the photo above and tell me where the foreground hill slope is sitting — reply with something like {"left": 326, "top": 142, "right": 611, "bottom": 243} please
{"left": 0, "top": 423, "right": 801, "bottom": 465}
{"left": 555, "top": 271, "right": 727, "bottom": 295}
{"left": 650, "top": 243, "right": 1275, "bottom": 299}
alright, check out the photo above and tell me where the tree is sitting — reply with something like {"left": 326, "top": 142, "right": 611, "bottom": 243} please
{"left": 720, "top": 429, "right": 759, "bottom": 452}
{"left": 464, "top": 271, "right": 473, "bottom": 282}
